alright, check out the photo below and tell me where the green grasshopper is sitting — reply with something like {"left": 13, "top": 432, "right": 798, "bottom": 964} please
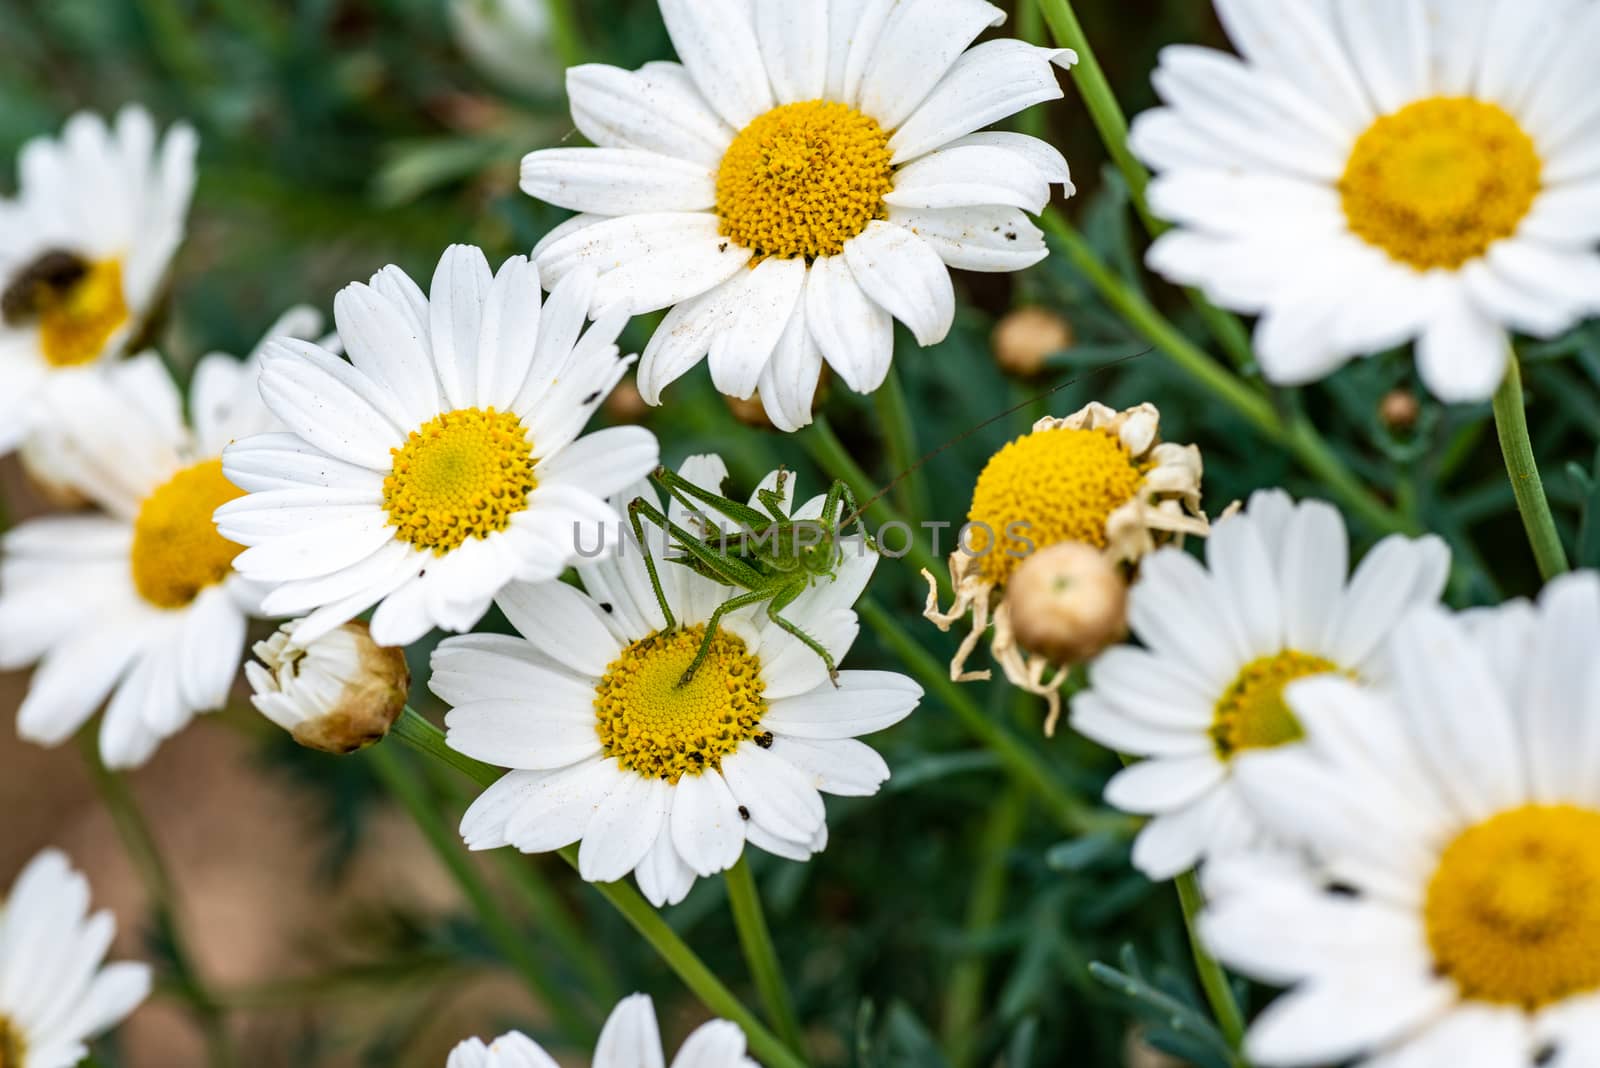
{"left": 625, "top": 348, "right": 1156, "bottom": 689}
{"left": 625, "top": 464, "right": 875, "bottom": 687}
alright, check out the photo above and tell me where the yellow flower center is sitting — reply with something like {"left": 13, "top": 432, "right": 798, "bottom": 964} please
{"left": 716, "top": 100, "right": 895, "bottom": 262}
{"left": 1426, "top": 804, "right": 1600, "bottom": 1008}
{"left": 1211, "top": 650, "right": 1338, "bottom": 759}
{"left": 0, "top": 250, "right": 129, "bottom": 367}
{"left": 130, "top": 458, "right": 246, "bottom": 609}
{"left": 382, "top": 407, "right": 538, "bottom": 555}
{"left": 965, "top": 427, "right": 1146, "bottom": 585}
{"left": 593, "top": 625, "right": 768, "bottom": 784}
{"left": 1340, "top": 97, "right": 1542, "bottom": 270}
{"left": 0, "top": 1014, "right": 24, "bottom": 1068}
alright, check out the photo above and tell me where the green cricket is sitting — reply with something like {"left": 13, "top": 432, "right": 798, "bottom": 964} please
{"left": 626, "top": 465, "right": 876, "bottom": 688}
{"left": 624, "top": 349, "right": 1154, "bottom": 689}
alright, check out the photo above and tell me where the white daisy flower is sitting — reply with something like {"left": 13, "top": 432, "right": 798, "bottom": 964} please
{"left": 1133, "top": 0, "right": 1600, "bottom": 403}
{"left": 448, "top": 993, "right": 758, "bottom": 1068}
{"left": 0, "top": 309, "right": 325, "bottom": 768}
{"left": 1203, "top": 572, "right": 1600, "bottom": 1068}
{"left": 1070, "top": 489, "right": 1450, "bottom": 879}
{"left": 0, "top": 106, "right": 196, "bottom": 453}
{"left": 217, "top": 244, "right": 659, "bottom": 649}
{"left": 437, "top": 456, "right": 922, "bottom": 907}
{"left": 0, "top": 849, "right": 151, "bottom": 1068}
{"left": 520, "top": 0, "right": 1076, "bottom": 430}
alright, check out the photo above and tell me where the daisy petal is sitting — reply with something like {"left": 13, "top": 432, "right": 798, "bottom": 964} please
{"left": 804, "top": 255, "right": 894, "bottom": 393}
{"left": 755, "top": 0, "right": 827, "bottom": 104}
{"left": 842, "top": 221, "right": 954, "bottom": 347}
{"left": 519, "top": 148, "right": 716, "bottom": 215}
{"left": 856, "top": 0, "right": 1005, "bottom": 132}
{"left": 567, "top": 62, "right": 733, "bottom": 168}
{"left": 889, "top": 42, "right": 1072, "bottom": 165}
{"left": 658, "top": 0, "right": 774, "bottom": 128}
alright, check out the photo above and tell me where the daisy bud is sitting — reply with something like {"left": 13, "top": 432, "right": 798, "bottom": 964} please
{"left": 605, "top": 375, "right": 650, "bottom": 423}
{"left": 1380, "top": 388, "right": 1421, "bottom": 432}
{"left": 725, "top": 368, "right": 831, "bottom": 431}
{"left": 724, "top": 391, "right": 774, "bottom": 429}
{"left": 1005, "top": 541, "right": 1127, "bottom": 666}
{"left": 247, "top": 622, "right": 410, "bottom": 755}
{"left": 992, "top": 306, "right": 1074, "bottom": 378}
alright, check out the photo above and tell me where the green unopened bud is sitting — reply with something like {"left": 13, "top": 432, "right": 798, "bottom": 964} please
{"left": 247, "top": 621, "right": 410, "bottom": 755}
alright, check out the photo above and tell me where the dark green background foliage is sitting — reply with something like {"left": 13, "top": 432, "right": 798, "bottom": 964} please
{"left": 4, "top": 2, "right": 1596, "bottom": 1066}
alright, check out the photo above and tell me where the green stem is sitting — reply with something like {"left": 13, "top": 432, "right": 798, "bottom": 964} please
{"left": 1033, "top": 0, "right": 1256, "bottom": 370}
{"left": 1492, "top": 353, "right": 1570, "bottom": 581}
{"left": 413, "top": 752, "right": 623, "bottom": 1005}
{"left": 1174, "top": 872, "right": 1247, "bottom": 1053}
{"left": 389, "top": 710, "right": 810, "bottom": 1068}
{"left": 1044, "top": 209, "right": 1275, "bottom": 432}
{"left": 803, "top": 414, "right": 947, "bottom": 590}
{"left": 182, "top": 958, "right": 467, "bottom": 1010}
{"left": 542, "top": 0, "right": 586, "bottom": 67}
{"left": 133, "top": 0, "right": 213, "bottom": 90}
{"left": 859, "top": 599, "right": 1130, "bottom": 838}
{"left": 874, "top": 365, "right": 932, "bottom": 530}
{"left": 1032, "top": 0, "right": 1153, "bottom": 230}
{"left": 367, "top": 744, "right": 599, "bottom": 1044}
{"left": 942, "top": 784, "right": 1028, "bottom": 1068}
{"left": 493, "top": 851, "right": 625, "bottom": 1007}
{"left": 80, "top": 737, "right": 236, "bottom": 1068}
{"left": 724, "top": 859, "right": 808, "bottom": 1058}
{"left": 1015, "top": 0, "right": 1048, "bottom": 138}
{"left": 1041, "top": 209, "right": 1412, "bottom": 537}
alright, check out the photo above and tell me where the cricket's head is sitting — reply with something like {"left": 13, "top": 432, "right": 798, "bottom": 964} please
{"left": 797, "top": 531, "right": 838, "bottom": 579}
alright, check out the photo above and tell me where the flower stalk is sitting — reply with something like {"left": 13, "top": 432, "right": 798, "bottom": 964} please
{"left": 390, "top": 708, "right": 811, "bottom": 1068}
{"left": 1032, "top": 0, "right": 1257, "bottom": 371}
{"left": 79, "top": 734, "right": 236, "bottom": 1068}
{"left": 859, "top": 598, "right": 1130, "bottom": 839}
{"left": 802, "top": 414, "right": 947, "bottom": 590}
{"left": 1175, "top": 871, "right": 1248, "bottom": 1055}
{"left": 942, "top": 783, "right": 1028, "bottom": 1068}
{"left": 725, "top": 858, "right": 808, "bottom": 1059}
{"left": 1492, "top": 352, "right": 1570, "bottom": 580}
{"left": 542, "top": 0, "right": 585, "bottom": 67}
{"left": 365, "top": 743, "right": 600, "bottom": 1044}
{"left": 873, "top": 364, "right": 932, "bottom": 530}
{"left": 1041, "top": 208, "right": 1414, "bottom": 540}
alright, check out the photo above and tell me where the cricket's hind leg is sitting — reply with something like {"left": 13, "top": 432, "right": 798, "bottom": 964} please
{"left": 765, "top": 600, "right": 840, "bottom": 686}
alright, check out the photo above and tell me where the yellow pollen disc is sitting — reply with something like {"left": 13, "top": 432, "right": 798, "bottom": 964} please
{"left": 35, "top": 258, "right": 130, "bottom": 368}
{"left": 593, "top": 625, "right": 767, "bottom": 784}
{"left": 1211, "top": 650, "right": 1338, "bottom": 758}
{"left": 382, "top": 407, "right": 537, "bottom": 555}
{"left": 1340, "top": 97, "right": 1542, "bottom": 270}
{"left": 965, "top": 427, "right": 1146, "bottom": 585}
{"left": 1426, "top": 804, "right": 1600, "bottom": 1008}
{"left": 716, "top": 99, "right": 895, "bottom": 262}
{"left": 130, "top": 458, "right": 246, "bottom": 610}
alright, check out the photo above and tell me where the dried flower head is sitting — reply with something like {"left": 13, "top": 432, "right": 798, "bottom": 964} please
{"left": 924, "top": 402, "right": 1205, "bottom": 729}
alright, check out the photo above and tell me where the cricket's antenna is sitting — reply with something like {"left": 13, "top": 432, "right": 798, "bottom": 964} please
{"left": 841, "top": 347, "right": 1156, "bottom": 527}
